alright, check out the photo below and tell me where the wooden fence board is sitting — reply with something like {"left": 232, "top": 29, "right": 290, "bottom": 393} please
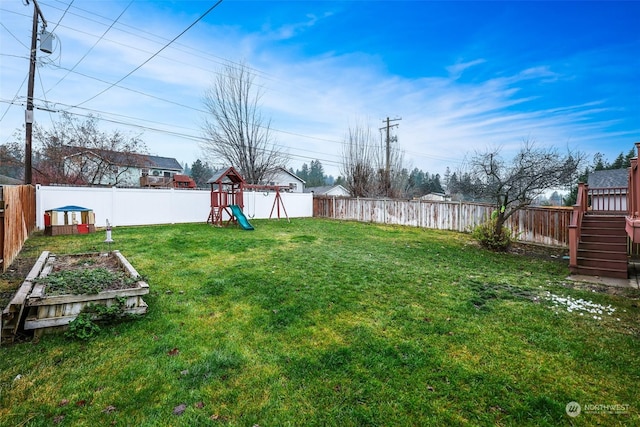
{"left": 1, "top": 185, "right": 36, "bottom": 272}
{"left": 313, "top": 197, "right": 572, "bottom": 247}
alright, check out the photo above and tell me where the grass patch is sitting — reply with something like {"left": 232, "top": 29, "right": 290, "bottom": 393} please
{"left": 1, "top": 219, "right": 638, "bottom": 426}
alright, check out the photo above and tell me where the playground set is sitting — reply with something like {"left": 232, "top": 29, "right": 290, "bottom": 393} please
{"left": 206, "top": 167, "right": 290, "bottom": 230}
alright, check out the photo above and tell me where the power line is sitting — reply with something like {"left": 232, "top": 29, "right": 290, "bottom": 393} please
{"left": 0, "top": 98, "right": 344, "bottom": 167}
{"left": 45, "top": 0, "right": 132, "bottom": 94}
{"left": 46, "top": 0, "right": 73, "bottom": 34}
{"left": 2, "top": 3, "right": 465, "bottom": 171}
{"left": 70, "top": 0, "right": 225, "bottom": 109}
{"left": 42, "top": 0, "right": 288, "bottom": 86}
{"left": 0, "top": 21, "right": 30, "bottom": 49}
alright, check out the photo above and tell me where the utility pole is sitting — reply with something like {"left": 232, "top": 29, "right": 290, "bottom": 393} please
{"left": 24, "top": 0, "right": 47, "bottom": 184}
{"left": 380, "top": 117, "right": 401, "bottom": 197}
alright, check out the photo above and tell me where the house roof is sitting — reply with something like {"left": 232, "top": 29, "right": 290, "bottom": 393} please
{"left": 63, "top": 146, "right": 182, "bottom": 171}
{"left": 0, "top": 174, "right": 23, "bottom": 185}
{"left": 587, "top": 168, "right": 628, "bottom": 189}
{"left": 173, "top": 174, "right": 192, "bottom": 183}
{"left": 274, "top": 167, "right": 305, "bottom": 184}
{"left": 207, "top": 166, "right": 245, "bottom": 184}
{"left": 47, "top": 205, "right": 92, "bottom": 212}
{"left": 304, "top": 185, "right": 349, "bottom": 195}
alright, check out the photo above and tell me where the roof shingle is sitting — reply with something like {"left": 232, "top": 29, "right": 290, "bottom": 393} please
{"left": 587, "top": 168, "right": 628, "bottom": 189}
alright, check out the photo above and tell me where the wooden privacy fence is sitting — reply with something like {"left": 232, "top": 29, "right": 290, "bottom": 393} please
{"left": 0, "top": 185, "right": 36, "bottom": 272}
{"left": 313, "top": 197, "right": 571, "bottom": 247}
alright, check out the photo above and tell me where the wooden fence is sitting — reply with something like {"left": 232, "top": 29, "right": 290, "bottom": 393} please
{"left": 1, "top": 185, "right": 36, "bottom": 272}
{"left": 313, "top": 197, "right": 571, "bottom": 247}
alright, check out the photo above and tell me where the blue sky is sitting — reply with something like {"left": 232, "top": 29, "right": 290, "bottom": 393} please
{"left": 1, "top": 0, "right": 638, "bottom": 178}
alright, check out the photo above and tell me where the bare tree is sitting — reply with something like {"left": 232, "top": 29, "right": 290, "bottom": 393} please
{"left": 469, "top": 140, "right": 583, "bottom": 247}
{"left": 201, "top": 62, "right": 288, "bottom": 184}
{"left": 0, "top": 139, "right": 24, "bottom": 180}
{"left": 32, "top": 112, "right": 146, "bottom": 185}
{"left": 341, "top": 123, "right": 377, "bottom": 197}
{"left": 385, "top": 144, "right": 408, "bottom": 198}
{"left": 340, "top": 120, "right": 408, "bottom": 198}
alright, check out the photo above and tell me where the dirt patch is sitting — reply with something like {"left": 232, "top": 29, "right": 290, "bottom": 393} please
{"left": 0, "top": 257, "right": 38, "bottom": 308}
{"left": 50, "top": 253, "right": 122, "bottom": 273}
{"left": 509, "top": 242, "right": 568, "bottom": 262}
{"left": 559, "top": 279, "right": 640, "bottom": 298}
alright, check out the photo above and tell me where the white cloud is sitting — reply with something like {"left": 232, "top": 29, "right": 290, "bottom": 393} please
{"left": 2, "top": 0, "right": 636, "bottom": 179}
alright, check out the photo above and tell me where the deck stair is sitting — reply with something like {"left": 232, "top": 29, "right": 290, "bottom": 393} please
{"left": 574, "top": 214, "right": 628, "bottom": 279}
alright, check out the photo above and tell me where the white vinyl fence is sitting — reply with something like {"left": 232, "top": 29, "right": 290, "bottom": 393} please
{"left": 35, "top": 185, "right": 313, "bottom": 229}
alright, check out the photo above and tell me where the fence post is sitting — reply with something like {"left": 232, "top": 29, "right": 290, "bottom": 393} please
{"left": 111, "top": 186, "right": 117, "bottom": 227}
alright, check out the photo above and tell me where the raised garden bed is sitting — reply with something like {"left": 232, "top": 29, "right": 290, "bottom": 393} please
{"left": 1, "top": 251, "right": 148, "bottom": 340}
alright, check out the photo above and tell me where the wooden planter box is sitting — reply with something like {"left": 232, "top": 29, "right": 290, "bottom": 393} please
{"left": 19, "top": 251, "right": 148, "bottom": 337}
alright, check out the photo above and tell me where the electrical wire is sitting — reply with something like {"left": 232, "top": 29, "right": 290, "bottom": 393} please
{"left": 1, "top": 4, "right": 368, "bottom": 147}
{"left": 1, "top": 2, "right": 455, "bottom": 171}
{"left": 45, "top": 0, "right": 130, "bottom": 94}
{"left": 0, "top": 21, "right": 29, "bottom": 49}
{"left": 45, "top": 0, "right": 73, "bottom": 34}
{"left": 69, "top": 0, "right": 224, "bottom": 109}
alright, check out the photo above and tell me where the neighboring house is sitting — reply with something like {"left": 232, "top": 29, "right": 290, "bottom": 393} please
{"left": 62, "top": 146, "right": 183, "bottom": 187}
{"left": 420, "top": 193, "right": 451, "bottom": 202}
{"left": 262, "top": 168, "right": 305, "bottom": 193}
{"left": 0, "top": 174, "right": 22, "bottom": 185}
{"left": 587, "top": 168, "right": 628, "bottom": 212}
{"left": 305, "top": 185, "right": 350, "bottom": 197}
{"left": 172, "top": 174, "right": 197, "bottom": 189}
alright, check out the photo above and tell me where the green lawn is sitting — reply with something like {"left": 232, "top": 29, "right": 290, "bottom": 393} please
{"left": 1, "top": 219, "right": 638, "bottom": 426}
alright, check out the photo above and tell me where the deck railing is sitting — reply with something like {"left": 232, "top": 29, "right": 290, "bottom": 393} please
{"left": 626, "top": 145, "right": 640, "bottom": 241}
{"left": 568, "top": 182, "right": 588, "bottom": 269}
{"left": 588, "top": 187, "right": 628, "bottom": 213}
{"left": 140, "top": 175, "right": 172, "bottom": 187}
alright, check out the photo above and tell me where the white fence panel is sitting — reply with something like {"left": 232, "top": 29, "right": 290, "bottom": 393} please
{"left": 36, "top": 185, "right": 312, "bottom": 229}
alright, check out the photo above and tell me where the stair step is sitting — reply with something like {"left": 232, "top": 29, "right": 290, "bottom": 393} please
{"left": 581, "top": 235, "right": 627, "bottom": 245}
{"left": 571, "top": 265, "right": 628, "bottom": 279}
{"left": 583, "top": 217, "right": 626, "bottom": 223}
{"left": 580, "top": 227, "right": 627, "bottom": 238}
{"left": 578, "top": 241, "right": 627, "bottom": 252}
{"left": 577, "top": 256, "right": 628, "bottom": 270}
{"left": 577, "top": 249, "right": 627, "bottom": 261}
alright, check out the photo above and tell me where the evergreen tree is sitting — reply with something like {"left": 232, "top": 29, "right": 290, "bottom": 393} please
{"left": 448, "top": 172, "right": 459, "bottom": 195}
{"left": 296, "top": 163, "right": 310, "bottom": 183}
{"left": 593, "top": 153, "right": 606, "bottom": 171}
{"left": 432, "top": 174, "right": 444, "bottom": 194}
{"left": 443, "top": 167, "right": 451, "bottom": 191}
{"left": 308, "top": 160, "right": 325, "bottom": 187}
{"left": 611, "top": 152, "right": 625, "bottom": 169}
{"left": 190, "top": 159, "right": 214, "bottom": 188}
{"left": 625, "top": 148, "right": 636, "bottom": 168}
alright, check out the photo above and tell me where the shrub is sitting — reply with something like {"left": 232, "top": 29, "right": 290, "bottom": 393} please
{"left": 472, "top": 218, "right": 512, "bottom": 251}
{"left": 65, "top": 297, "right": 128, "bottom": 340}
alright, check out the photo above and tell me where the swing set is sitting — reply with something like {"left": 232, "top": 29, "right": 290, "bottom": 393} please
{"left": 207, "top": 167, "right": 290, "bottom": 228}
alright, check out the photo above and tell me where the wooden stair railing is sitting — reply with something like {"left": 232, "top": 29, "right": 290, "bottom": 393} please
{"left": 569, "top": 182, "right": 588, "bottom": 272}
{"left": 626, "top": 143, "right": 640, "bottom": 242}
